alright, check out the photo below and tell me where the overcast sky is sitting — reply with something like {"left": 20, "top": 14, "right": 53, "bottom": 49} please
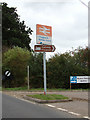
{"left": 1, "top": 0, "right": 89, "bottom": 59}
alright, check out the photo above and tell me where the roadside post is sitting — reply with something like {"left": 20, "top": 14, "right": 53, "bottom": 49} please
{"left": 2, "top": 70, "right": 13, "bottom": 88}
{"left": 70, "top": 82, "right": 71, "bottom": 90}
{"left": 70, "top": 76, "right": 77, "bottom": 90}
{"left": 27, "top": 65, "right": 30, "bottom": 90}
{"left": 35, "top": 24, "right": 55, "bottom": 95}
{"left": 43, "top": 52, "right": 46, "bottom": 95}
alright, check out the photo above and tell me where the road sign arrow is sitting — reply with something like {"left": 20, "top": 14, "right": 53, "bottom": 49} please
{"left": 52, "top": 45, "right": 56, "bottom": 52}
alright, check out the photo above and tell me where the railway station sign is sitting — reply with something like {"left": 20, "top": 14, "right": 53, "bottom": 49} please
{"left": 36, "top": 24, "right": 52, "bottom": 45}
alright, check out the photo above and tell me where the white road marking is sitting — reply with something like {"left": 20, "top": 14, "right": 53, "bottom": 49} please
{"left": 57, "top": 108, "right": 68, "bottom": 112}
{"left": 68, "top": 111, "right": 81, "bottom": 116}
{"left": 83, "top": 116, "right": 90, "bottom": 119}
{"left": 46, "top": 104, "right": 82, "bottom": 117}
{"left": 14, "top": 96, "right": 36, "bottom": 104}
{"left": 20, "top": 99, "right": 36, "bottom": 104}
{"left": 46, "top": 104, "right": 55, "bottom": 108}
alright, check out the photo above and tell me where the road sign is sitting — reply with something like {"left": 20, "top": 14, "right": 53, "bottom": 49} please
{"left": 34, "top": 45, "right": 56, "bottom": 52}
{"left": 5, "top": 71, "right": 11, "bottom": 77}
{"left": 77, "top": 76, "right": 90, "bottom": 83}
{"left": 70, "top": 76, "right": 90, "bottom": 83}
{"left": 70, "top": 76, "right": 77, "bottom": 83}
{"left": 36, "top": 24, "right": 52, "bottom": 45}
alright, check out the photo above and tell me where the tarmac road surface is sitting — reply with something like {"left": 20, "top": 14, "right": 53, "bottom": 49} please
{"left": 2, "top": 93, "right": 81, "bottom": 119}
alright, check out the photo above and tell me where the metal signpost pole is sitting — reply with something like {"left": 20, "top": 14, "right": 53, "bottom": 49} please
{"left": 70, "top": 77, "right": 71, "bottom": 90}
{"left": 27, "top": 66, "right": 30, "bottom": 90}
{"left": 43, "top": 52, "right": 46, "bottom": 95}
{"left": 70, "top": 83, "right": 71, "bottom": 90}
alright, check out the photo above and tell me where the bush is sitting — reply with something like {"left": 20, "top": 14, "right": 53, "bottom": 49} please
{"left": 3, "top": 47, "right": 30, "bottom": 87}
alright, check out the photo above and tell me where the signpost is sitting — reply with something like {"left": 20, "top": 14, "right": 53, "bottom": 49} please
{"left": 4, "top": 70, "right": 12, "bottom": 88}
{"left": 70, "top": 76, "right": 90, "bottom": 89}
{"left": 27, "top": 66, "right": 30, "bottom": 90}
{"left": 34, "top": 45, "right": 56, "bottom": 52}
{"left": 43, "top": 52, "right": 46, "bottom": 95}
{"left": 35, "top": 24, "right": 55, "bottom": 95}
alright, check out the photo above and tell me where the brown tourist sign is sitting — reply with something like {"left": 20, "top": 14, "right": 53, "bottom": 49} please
{"left": 34, "top": 45, "right": 56, "bottom": 52}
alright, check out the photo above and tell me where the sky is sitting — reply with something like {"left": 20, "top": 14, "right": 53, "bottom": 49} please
{"left": 0, "top": 0, "right": 89, "bottom": 59}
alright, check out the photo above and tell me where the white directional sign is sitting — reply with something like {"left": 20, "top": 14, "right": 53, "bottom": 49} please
{"left": 70, "top": 76, "right": 90, "bottom": 83}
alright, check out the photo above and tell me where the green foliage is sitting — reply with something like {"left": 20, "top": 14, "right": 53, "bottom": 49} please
{"left": 29, "top": 52, "right": 43, "bottom": 88}
{"left": 27, "top": 94, "right": 69, "bottom": 100}
{"left": 2, "top": 46, "right": 89, "bottom": 89}
{"left": 2, "top": 87, "right": 89, "bottom": 91}
{"left": 47, "top": 46, "right": 89, "bottom": 89}
{"left": 2, "top": 2, "right": 33, "bottom": 51}
{"left": 2, "top": 87, "right": 28, "bottom": 91}
{"left": 3, "top": 47, "right": 30, "bottom": 87}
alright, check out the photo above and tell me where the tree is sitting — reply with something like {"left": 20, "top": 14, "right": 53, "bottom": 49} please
{"left": 29, "top": 52, "right": 43, "bottom": 88}
{"left": 72, "top": 46, "right": 88, "bottom": 71}
{"left": 47, "top": 46, "right": 89, "bottom": 89}
{"left": 2, "top": 3, "right": 33, "bottom": 52}
{"left": 47, "top": 53, "right": 71, "bottom": 88}
{"left": 2, "top": 47, "right": 30, "bottom": 87}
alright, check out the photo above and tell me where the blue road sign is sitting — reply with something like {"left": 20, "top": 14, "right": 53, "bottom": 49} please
{"left": 70, "top": 76, "right": 77, "bottom": 83}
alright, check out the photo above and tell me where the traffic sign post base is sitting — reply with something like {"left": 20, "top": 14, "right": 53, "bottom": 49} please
{"left": 44, "top": 91, "right": 46, "bottom": 95}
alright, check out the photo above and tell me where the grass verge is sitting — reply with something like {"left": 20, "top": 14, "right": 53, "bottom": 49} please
{"left": 2, "top": 87, "right": 88, "bottom": 91}
{"left": 27, "top": 94, "right": 69, "bottom": 100}
{"left": 2, "top": 87, "right": 28, "bottom": 91}
{"left": 0, "top": 87, "right": 2, "bottom": 91}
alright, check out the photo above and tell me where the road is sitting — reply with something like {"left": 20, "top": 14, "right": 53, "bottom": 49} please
{"left": 2, "top": 93, "right": 82, "bottom": 119}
